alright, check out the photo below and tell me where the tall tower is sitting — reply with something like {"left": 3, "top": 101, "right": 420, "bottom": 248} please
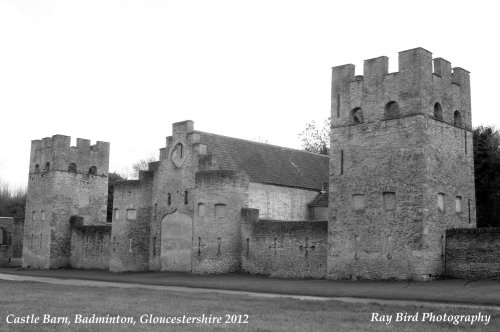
{"left": 328, "top": 48, "right": 475, "bottom": 280}
{"left": 22, "top": 135, "right": 109, "bottom": 268}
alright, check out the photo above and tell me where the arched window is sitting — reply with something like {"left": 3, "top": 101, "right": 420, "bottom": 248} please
{"left": 44, "top": 162, "right": 50, "bottom": 172}
{"left": 454, "top": 111, "right": 463, "bottom": 127}
{"left": 0, "top": 227, "right": 12, "bottom": 245}
{"left": 434, "top": 102, "right": 443, "bottom": 121}
{"left": 68, "top": 163, "right": 77, "bottom": 173}
{"left": 88, "top": 166, "right": 97, "bottom": 175}
{"left": 351, "top": 108, "right": 363, "bottom": 124}
{"left": 34, "top": 164, "right": 40, "bottom": 174}
{"left": 385, "top": 101, "right": 400, "bottom": 119}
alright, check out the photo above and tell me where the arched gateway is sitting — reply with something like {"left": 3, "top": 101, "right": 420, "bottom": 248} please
{"left": 160, "top": 211, "right": 192, "bottom": 272}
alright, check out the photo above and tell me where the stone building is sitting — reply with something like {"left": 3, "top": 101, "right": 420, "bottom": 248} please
{"left": 22, "top": 48, "right": 490, "bottom": 280}
{"left": 0, "top": 217, "right": 24, "bottom": 266}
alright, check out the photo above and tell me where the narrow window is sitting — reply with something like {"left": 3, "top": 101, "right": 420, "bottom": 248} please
{"left": 434, "top": 102, "right": 443, "bottom": 120}
{"left": 44, "top": 162, "right": 50, "bottom": 172}
{"left": 455, "top": 196, "right": 462, "bottom": 213}
{"left": 167, "top": 193, "right": 171, "bottom": 206}
{"left": 464, "top": 131, "right": 467, "bottom": 155}
{"left": 154, "top": 203, "right": 157, "bottom": 220}
{"left": 68, "top": 163, "right": 77, "bottom": 173}
{"left": 41, "top": 211, "right": 46, "bottom": 221}
{"left": 468, "top": 199, "right": 471, "bottom": 224}
{"left": 454, "top": 111, "right": 463, "bottom": 127}
{"left": 0, "top": 228, "right": 4, "bottom": 245}
{"left": 184, "top": 191, "right": 188, "bottom": 205}
{"left": 198, "top": 203, "right": 206, "bottom": 217}
{"left": 340, "top": 150, "right": 344, "bottom": 175}
{"left": 126, "top": 209, "right": 137, "bottom": 220}
{"left": 31, "top": 234, "right": 34, "bottom": 250}
{"left": 88, "top": 166, "right": 97, "bottom": 175}
{"left": 352, "top": 194, "right": 365, "bottom": 212}
{"left": 34, "top": 164, "right": 40, "bottom": 174}
{"left": 217, "top": 237, "right": 221, "bottom": 256}
{"left": 385, "top": 101, "right": 400, "bottom": 119}
{"left": 351, "top": 107, "right": 363, "bottom": 124}
{"left": 114, "top": 209, "right": 120, "bottom": 221}
{"left": 438, "top": 193, "right": 445, "bottom": 212}
{"left": 197, "top": 237, "right": 201, "bottom": 256}
{"left": 40, "top": 233, "right": 42, "bottom": 249}
{"left": 383, "top": 192, "right": 396, "bottom": 211}
{"left": 153, "top": 237, "right": 156, "bottom": 256}
{"left": 336, "top": 94, "right": 340, "bottom": 118}
{"left": 129, "top": 238, "right": 132, "bottom": 253}
{"left": 246, "top": 238, "right": 250, "bottom": 257}
{"left": 32, "top": 211, "right": 37, "bottom": 221}
{"left": 215, "top": 204, "right": 226, "bottom": 218}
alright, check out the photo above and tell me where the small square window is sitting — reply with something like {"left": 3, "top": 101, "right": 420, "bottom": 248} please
{"left": 353, "top": 194, "right": 365, "bottom": 212}
{"left": 383, "top": 192, "right": 396, "bottom": 211}
{"left": 438, "top": 193, "right": 445, "bottom": 212}
{"left": 198, "top": 203, "right": 206, "bottom": 217}
{"left": 455, "top": 196, "right": 462, "bottom": 213}
{"left": 126, "top": 209, "right": 137, "bottom": 220}
{"left": 215, "top": 204, "right": 226, "bottom": 218}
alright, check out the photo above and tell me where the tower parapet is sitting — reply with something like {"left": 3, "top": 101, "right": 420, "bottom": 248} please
{"left": 331, "top": 47, "right": 471, "bottom": 130}
{"left": 29, "top": 135, "right": 109, "bottom": 176}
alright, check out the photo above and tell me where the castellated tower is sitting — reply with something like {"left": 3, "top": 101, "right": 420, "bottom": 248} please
{"left": 22, "top": 135, "right": 109, "bottom": 269}
{"left": 328, "top": 48, "right": 476, "bottom": 280}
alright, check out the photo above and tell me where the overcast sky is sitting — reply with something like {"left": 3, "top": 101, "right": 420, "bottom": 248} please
{"left": 1, "top": 0, "right": 499, "bottom": 188}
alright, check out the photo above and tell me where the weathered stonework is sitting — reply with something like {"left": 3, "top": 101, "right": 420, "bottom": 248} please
{"left": 19, "top": 47, "right": 490, "bottom": 281}
{"left": 22, "top": 135, "right": 109, "bottom": 269}
{"left": 241, "top": 208, "right": 327, "bottom": 278}
{"left": 0, "top": 217, "right": 23, "bottom": 266}
{"left": 329, "top": 48, "right": 475, "bottom": 280}
{"left": 445, "top": 228, "right": 500, "bottom": 279}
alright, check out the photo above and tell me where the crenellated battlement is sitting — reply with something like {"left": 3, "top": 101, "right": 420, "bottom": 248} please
{"left": 29, "top": 134, "right": 110, "bottom": 176}
{"left": 331, "top": 47, "right": 471, "bottom": 130}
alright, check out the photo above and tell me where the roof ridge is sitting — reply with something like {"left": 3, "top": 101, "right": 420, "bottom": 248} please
{"left": 194, "top": 130, "right": 329, "bottom": 158}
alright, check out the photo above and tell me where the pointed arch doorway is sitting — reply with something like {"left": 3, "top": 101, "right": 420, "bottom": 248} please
{"left": 160, "top": 210, "right": 192, "bottom": 272}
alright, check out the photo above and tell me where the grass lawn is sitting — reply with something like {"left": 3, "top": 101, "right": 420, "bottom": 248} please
{"left": 0, "top": 280, "right": 499, "bottom": 331}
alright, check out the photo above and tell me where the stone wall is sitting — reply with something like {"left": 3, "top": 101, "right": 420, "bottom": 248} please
{"left": 23, "top": 135, "right": 109, "bottom": 269}
{"left": 1, "top": 217, "right": 24, "bottom": 266}
{"left": 241, "top": 208, "right": 327, "bottom": 278}
{"left": 110, "top": 176, "right": 152, "bottom": 272}
{"left": 192, "top": 170, "right": 249, "bottom": 274}
{"left": 0, "top": 217, "right": 14, "bottom": 266}
{"left": 149, "top": 120, "right": 210, "bottom": 272}
{"left": 445, "top": 228, "right": 500, "bottom": 279}
{"left": 328, "top": 48, "right": 474, "bottom": 280}
{"left": 248, "top": 183, "right": 318, "bottom": 221}
{"left": 70, "top": 225, "right": 111, "bottom": 270}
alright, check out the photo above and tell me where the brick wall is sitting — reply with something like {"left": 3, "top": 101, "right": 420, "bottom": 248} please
{"left": 241, "top": 208, "right": 327, "bottom": 278}
{"left": 445, "top": 228, "right": 500, "bottom": 279}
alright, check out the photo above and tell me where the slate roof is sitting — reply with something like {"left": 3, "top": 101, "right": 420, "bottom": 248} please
{"left": 196, "top": 131, "right": 329, "bottom": 190}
